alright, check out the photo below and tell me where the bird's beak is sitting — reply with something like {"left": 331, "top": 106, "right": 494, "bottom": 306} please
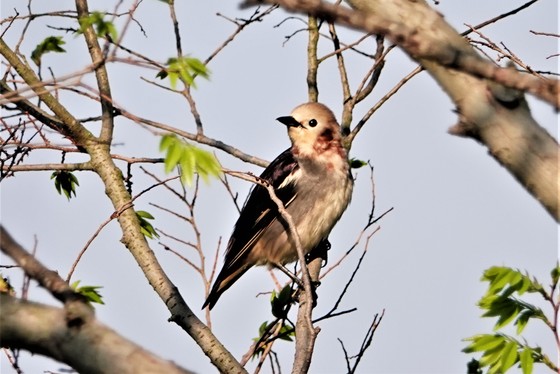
{"left": 276, "top": 116, "right": 301, "bottom": 128}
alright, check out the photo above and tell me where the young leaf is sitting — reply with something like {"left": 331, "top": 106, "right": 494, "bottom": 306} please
{"left": 462, "top": 334, "right": 505, "bottom": 353}
{"left": 77, "top": 11, "right": 118, "bottom": 41}
{"left": 519, "top": 347, "right": 534, "bottom": 374}
{"left": 51, "top": 171, "right": 79, "bottom": 200}
{"left": 499, "top": 341, "right": 518, "bottom": 372}
{"left": 551, "top": 262, "right": 560, "bottom": 287}
{"left": 464, "top": 265, "right": 557, "bottom": 374}
{"left": 277, "top": 324, "right": 295, "bottom": 342}
{"left": 136, "top": 210, "right": 159, "bottom": 239}
{"left": 349, "top": 158, "right": 367, "bottom": 169}
{"left": 270, "top": 285, "right": 293, "bottom": 319}
{"left": 70, "top": 280, "right": 104, "bottom": 305}
{"left": 159, "top": 134, "right": 221, "bottom": 186}
{"left": 156, "top": 56, "right": 210, "bottom": 89}
{"left": 31, "top": 36, "right": 66, "bottom": 66}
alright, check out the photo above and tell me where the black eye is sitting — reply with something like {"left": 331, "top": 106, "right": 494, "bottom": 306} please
{"left": 308, "top": 119, "right": 318, "bottom": 127}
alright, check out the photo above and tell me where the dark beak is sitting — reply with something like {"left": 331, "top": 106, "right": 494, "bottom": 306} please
{"left": 276, "top": 116, "right": 301, "bottom": 128}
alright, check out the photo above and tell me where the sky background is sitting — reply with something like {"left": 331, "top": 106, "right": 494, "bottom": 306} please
{"left": 1, "top": 0, "right": 558, "bottom": 373}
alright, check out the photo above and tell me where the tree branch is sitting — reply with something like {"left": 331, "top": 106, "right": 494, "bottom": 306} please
{"left": 0, "top": 225, "right": 84, "bottom": 304}
{"left": 243, "top": 0, "right": 559, "bottom": 108}
{"left": 75, "top": 0, "right": 115, "bottom": 144}
{"left": 244, "top": 0, "right": 560, "bottom": 221}
{"left": 1, "top": 295, "right": 195, "bottom": 374}
{"left": 0, "top": 38, "right": 95, "bottom": 149}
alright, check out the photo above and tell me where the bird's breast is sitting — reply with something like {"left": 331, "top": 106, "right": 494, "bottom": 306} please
{"left": 267, "top": 153, "right": 353, "bottom": 264}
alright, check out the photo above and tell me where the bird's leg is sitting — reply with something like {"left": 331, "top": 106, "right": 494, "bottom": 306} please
{"left": 273, "top": 262, "right": 323, "bottom": 309}
{"left": 273, "top": 263, "right": 304, "bottom": 288}
{"left": 305, "top": 238, "right": 331, "bottom": 267}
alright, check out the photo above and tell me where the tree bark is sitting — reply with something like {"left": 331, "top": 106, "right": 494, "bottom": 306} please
{"left": 0, "top": 295, "right": 195, "bottom": 374}
{"left": 248, "top": 0, "right": 560, "bottom": 221}
{"left": 346, "top": 0, "right": 559, "bottom": 221}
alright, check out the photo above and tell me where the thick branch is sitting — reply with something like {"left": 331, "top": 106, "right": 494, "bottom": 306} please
{"left": 244, "top": 0, "right": 560, "bottom": 221}
{"left": 88, "top": 146, "right": 246, "bottom": 373}
{"left": 1, "top": 295, "right": 194, "bottom": 374}
{"left": 244, "top": 0, "right": 559, "bottom": 108}
{"left": 0, "top": 226, "right": 83, "bottom": 304}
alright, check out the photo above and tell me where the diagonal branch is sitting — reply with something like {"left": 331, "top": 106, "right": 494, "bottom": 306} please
{"left": 0, "top": 38, "right": 95, "bottom": 149}
{"left": 244, "top": 0, "right": 560, "bottom": 222}
{"left": 75, "top": 0, "right": 115, "bottom": 144}
{"left": 0, "top": 225, "right": 84, "bottom": 304}
{"left": 243, "top": 0, "right": 559, "bottom": 108}
{"left": 1, "top": 294, "right": 195, "bottom": 374}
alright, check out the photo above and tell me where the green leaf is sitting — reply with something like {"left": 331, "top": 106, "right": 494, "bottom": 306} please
{"left": 479, "top": 340, "right": 506, "bottom": 368}
{"left": 156, "top": 56, "right": 210, "bottom": 89}
{"left": 277, "top": 324, "right": 295, "bottom": 342}
{"left": 71, "top": 280, "right": 104, "bottom": 304}
{"left": 159, "top": 134, "right": 221, "bottom": 186}
{"left": 78, "top": 11, "right": 118, "bottom": 41}
{"left": 136, "top": 210, "right": 159, "bottom": 239}
{"left": 519, "top": 347, "right": 534, "bottom": 374}
{"left": 31, "top": 36, "right": 66, "bottom": 66}
{"left": 270, "top": 285, "right": 293, "bottom": 319}
{"left": 257, "top": 321, "right": 269, "bottom": 336}
{"left": 484, "top": 267, "right": 517, "bottom": 295}
{"left": 349, "top": 158, "right": 367, "bottom": 169}
{"left": 191, "top": 147, "right": 222, "bottom": 183}
{"left": 462, "top": 334, "right": 506, "bottom": 353}
{"left": 499, "top": 341, "right": 518, "bottom": 372}
{"left": 136, "top": 210, "right": 155, "bottom": 219}
{"left": 164, "top": 142, "right": 182, "bottom": 174}
{"left": 464, "top": 265, "right": 557, "bottom": 374}
{"left": 50, "top": 171, "right": 79, "bottom": 200}
{"left": 179, "top": 147, "right": 196, "bottom": 186}
{"left": 551, "top": 262, "right": 560, "bottom": 287}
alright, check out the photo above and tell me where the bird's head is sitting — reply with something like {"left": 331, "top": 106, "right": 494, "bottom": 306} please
{"left": 276, "top": 102, "right": 342, "bottom": 157}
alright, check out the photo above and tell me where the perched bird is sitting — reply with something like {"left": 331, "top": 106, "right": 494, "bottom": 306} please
{"left": 203, "top": 102, "right": 353, "bottom": 310}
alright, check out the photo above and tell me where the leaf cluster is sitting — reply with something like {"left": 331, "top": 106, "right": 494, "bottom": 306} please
{"left": 136, "top": 210, "right": 159, "bottom": 239}
{"left": 463, "top": 265, "right": 559, "bottom": 374}
{"left": 31, "top": 36, "right": 66, "bottom": 66}
{"left": 77, "top": 11, "right": 118, "bottom": 41}
{"left": 251, "top": 286, "right": 296, "bottom": 359}
{"left": 156, "top": 56, "right": 209, "bottom": 89}
{"left": 51, "top": 171, "right": 79, "bottom": 200}
{"left": 70, "top": 280, "right": 104, "bottom": 305}
{"left": 159, "top": 134, "right": 221, "bottom": 186}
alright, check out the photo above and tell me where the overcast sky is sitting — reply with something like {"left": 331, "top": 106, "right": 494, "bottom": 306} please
{"left": 1, "top": 1, "right": 558, "bottom": 373}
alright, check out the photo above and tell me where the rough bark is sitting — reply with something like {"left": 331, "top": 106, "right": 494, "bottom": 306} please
{"left": 246, "top": 0, "right": 559, "bottom": 221}
{"left": 1, "top": 295, "right": 194, "bottom": 374}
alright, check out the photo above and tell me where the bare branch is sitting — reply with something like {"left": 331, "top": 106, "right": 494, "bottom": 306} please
{"left": 0, "top": 225, "right": 84, "bottom": 304}
{"left": 243, "top": 0, "right": 559, "bottom": 108}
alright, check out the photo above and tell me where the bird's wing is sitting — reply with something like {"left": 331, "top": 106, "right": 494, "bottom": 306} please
{"left": 224, "top": 148, "right": 299, "bottom": 266}
{"left": 203, "top": 149, "right": 299, "bottom": 309}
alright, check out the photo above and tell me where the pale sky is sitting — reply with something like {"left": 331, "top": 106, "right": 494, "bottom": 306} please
{"left": 1, "top": 1, "right": 558, "bottom": 373}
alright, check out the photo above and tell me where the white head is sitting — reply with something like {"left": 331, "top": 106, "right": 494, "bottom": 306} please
{"left": 276, "top": 102, "right": 343, "bottom": 158}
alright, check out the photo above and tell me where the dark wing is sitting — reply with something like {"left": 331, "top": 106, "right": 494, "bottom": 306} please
{"left": 203, "top": 149, "right": 299, "bottom": 309}
{"left": 226, "top": 148, "right": 299, "bottom": 260}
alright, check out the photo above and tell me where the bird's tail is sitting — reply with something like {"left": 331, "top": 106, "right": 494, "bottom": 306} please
{"left": 202, "top": 265, "right": 251, "bottom": 310}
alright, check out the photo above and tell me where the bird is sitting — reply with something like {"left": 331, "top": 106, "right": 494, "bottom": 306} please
{"left": 203, "top": 102, "right": 353, "bottom": 310}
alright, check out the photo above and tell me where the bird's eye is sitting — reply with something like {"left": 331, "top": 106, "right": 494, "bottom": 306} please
{"left": 308, "top": 119, "right": 318, "bottom": 127}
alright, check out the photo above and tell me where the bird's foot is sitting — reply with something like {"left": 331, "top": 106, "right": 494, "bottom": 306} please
{"left": 305, "top": 239, "right": 331, "bottom": 267}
